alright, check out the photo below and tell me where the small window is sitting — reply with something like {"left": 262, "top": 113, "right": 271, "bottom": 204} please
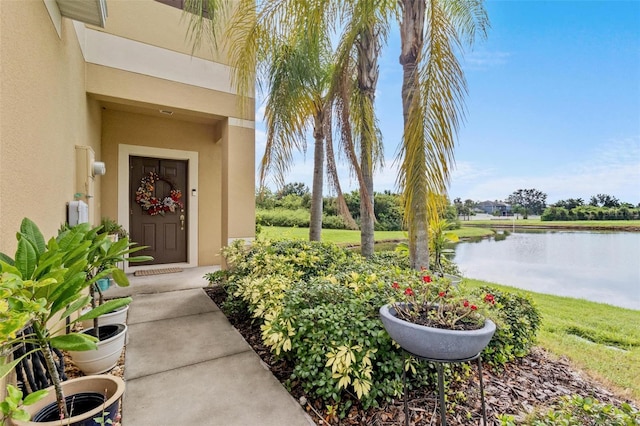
{"left": 155, "top": 0, "right": 209, "bottom": 18}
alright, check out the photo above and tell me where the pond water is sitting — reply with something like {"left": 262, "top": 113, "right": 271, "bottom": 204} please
{"left": 451, "top": 230, "right": 640, "bottom": 310}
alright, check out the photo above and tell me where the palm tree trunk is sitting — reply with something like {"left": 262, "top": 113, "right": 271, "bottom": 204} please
{"left": 357, "top": 25, "right": 379, "bottom": 258}
{"left": 309, "top": 112, "right": 325, "bottom": 241}
{"left": 400, "top": 0, "right": 430, "bottom": 270}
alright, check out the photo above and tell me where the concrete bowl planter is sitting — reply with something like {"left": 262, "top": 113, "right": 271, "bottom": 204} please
{"left": 12, "top": 375, "right": 125, "bottom": 426}
{"left": 69, "top": 324, "right": 127, "bottom": 375}
{"left": 379, "top": 303, "right": 496, "bottom": 360}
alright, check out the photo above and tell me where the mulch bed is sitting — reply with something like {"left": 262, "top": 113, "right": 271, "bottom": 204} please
{"left": 205, "top": 286, "right": 638, "bottom": 425}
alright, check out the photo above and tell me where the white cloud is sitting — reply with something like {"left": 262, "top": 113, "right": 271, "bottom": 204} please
{"left": 464, "top": 51, "right": 511, "bottom": 71}
{"left": 450, "top": 136, "right": 640, "bottom": 203}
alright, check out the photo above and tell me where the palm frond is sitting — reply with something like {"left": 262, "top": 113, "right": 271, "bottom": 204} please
{"left": 398, "top": 0, "right": 486, "bottom": 232}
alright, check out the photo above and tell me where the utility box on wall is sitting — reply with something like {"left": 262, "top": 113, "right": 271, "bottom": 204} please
{"left": 75, "top": 145, "right": 96, "bottom": 223}
{"left": 68, "top": 200, "right": 89, "bottom": 226}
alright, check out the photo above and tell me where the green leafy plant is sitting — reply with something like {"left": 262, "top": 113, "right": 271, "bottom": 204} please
{"left": 476, "top": 286, "right": 541, "bottom": 366}
{"left": 82, "top": 227, "right": 151, "bottom": 334}
{"left": 0, "top": 385, "right": 48, "bottom": 425}
{"left": 219, "top": 238, "right": 540, "bottom": 411}
{"left": 0, "top": 218, "right": 144, "bottom": 420}
{"left": 100, "top": 217, "right": 128, "bottom": 240}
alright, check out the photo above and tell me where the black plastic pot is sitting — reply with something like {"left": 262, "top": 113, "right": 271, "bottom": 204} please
{"left": 84, "top": 324, "right": 125, "bottom": 341}
{"left": 32, "top": 392, "right": 118, "bottom": 425}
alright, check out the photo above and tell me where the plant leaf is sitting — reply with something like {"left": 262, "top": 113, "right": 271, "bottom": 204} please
{"left": 0, "top": 252, "right": 14, "bottom": 266}
{"left": 23, "top": 389, "right": 49, "bottom": 406}
{"left": 19, "top": 218, "right": 46, "bottom": 256}
{"left": 50, "top": 333, "right": 98, "bottom": 351}
{"left": 14, "top": 239, "right": 37, "bottom": 279}
{"left": 75, "top": 298, "right": 132, "bottom": 323}
{"left": 11, "top": 408, "right": 31, "bottom": 421}
{"left": 6, "top": 384, "right": 22, "bottom": 401}
{"left": 111, "top": 269, "right": 129, "bottom": 287}
{"left": 0, "top": 357, "right": 25, "bottom": 380}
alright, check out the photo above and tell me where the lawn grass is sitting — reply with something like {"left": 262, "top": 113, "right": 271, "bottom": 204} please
{"left": 465, "top": 218, "right": 640, "bottom": 229}
{"left": 466, "top": 279, "right": 640, "bottom": 403}
{"left": 258, "top": 225, "right": 493, "bottom": 244}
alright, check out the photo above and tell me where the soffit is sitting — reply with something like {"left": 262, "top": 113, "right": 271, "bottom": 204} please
{"left": 98, "top": 98, "right": 223, "bottom": 125}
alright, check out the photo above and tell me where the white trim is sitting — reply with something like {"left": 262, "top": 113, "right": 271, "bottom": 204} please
{"left": 80, "top": 27, "right": 236, "bottom": 94}
{"left": 43, "top": 0, "right": 62, "bottom": 37}
{"left": 118, "top": 144, "right": 199, "bottom": 271}
{"left": 73, "top": 21, "right": 87, "bottom": 59}
{"left": 228, "top": 118, "right": 255, "bottom": 129}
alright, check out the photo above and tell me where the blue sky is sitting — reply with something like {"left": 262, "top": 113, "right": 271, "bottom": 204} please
{"left": 255, "top": 0, "right": 640, "bottom": 205}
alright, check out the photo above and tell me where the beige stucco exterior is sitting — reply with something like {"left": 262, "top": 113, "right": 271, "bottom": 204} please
{"left": 0, "top": 0, "right": 256, "bottom": 267}
{"left": 2, "top": 0, "right": 257, "bottom": 400}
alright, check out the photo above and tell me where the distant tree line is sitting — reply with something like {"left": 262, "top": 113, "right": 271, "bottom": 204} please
{"left": 256, "top": 183, "right": 406, "bottom": 231}
{"left": 257, "top": 184, "right": 639, "bottom": 228}
{"left": 256, "top": 182, "right": 461, "bottom": 231}
{"left": 542, "top": 194, "right": 640, "bottom": 221}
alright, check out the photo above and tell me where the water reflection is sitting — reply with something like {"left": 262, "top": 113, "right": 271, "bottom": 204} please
{"left": 452, "top": 230, "right": 640, "bottom": 310}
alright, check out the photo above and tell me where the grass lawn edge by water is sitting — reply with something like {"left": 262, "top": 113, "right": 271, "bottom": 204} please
{"left": 465, "top": 279, "right": 640, "bottom": 403}
{"left": 259, "top": 225, "right": 493, "bottom": 244}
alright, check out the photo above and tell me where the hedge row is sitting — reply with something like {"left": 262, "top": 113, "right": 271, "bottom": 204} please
{"left": 256, "top": 208, "right": 349, "bottom": 229}
{"left": 541, "top": 206, "right": 640, "bottom": 221}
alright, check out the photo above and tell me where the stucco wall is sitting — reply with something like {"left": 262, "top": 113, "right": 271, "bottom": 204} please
{"left": 223, "top": 124, "right": 256, "bottom": 243}
{"left": 0, "top": 1, "right": 101, "bottom": 255}
{"left": 101, "top": 109, "right": 223, "bottom": 265}
{"left": 96, "top": 0, "right": 231, "bottom": 65}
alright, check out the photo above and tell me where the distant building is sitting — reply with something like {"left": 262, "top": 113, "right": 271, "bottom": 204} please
{"left": 477, "top": 201, "right": 512, "bottom": 216}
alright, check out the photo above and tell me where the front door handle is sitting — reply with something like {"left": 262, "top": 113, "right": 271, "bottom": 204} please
{"left": 180, "top": 214, "right": 185, "bottom": 231}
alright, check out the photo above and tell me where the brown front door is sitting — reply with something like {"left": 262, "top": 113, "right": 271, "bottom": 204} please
{"left": 130, "top": 156, "right": 188, "bottom": 265}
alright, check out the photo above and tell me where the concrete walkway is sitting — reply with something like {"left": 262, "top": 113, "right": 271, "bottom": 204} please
{"left": 108, "top": 267, "right": 314, "bottom": 426}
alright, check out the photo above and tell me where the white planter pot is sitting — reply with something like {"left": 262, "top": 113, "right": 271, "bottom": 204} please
{"left": 69, "top": 324, "right": 127, "bottom": 375}
{"left": 81, "top": 305, "right": 129, "bottom": 329}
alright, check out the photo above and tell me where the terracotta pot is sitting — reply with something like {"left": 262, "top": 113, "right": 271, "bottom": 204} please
{"left": 12, "top": 375, "right": 124, "bottom": 426}
{"left": 379, "top": 303, "right": 496, "bottom": 360}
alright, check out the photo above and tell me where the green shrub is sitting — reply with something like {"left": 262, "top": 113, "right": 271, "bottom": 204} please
{"left": 322, "top": 214, "right": 349, "bottom": 230}
{"left": 220, "top": 239, "right": 540, "bottom": 410}
{"left": 256, "top": 208, "right": 310, "bottom": 227}
{"left": 476, "top": 287, "right": 541, "bottom": 366}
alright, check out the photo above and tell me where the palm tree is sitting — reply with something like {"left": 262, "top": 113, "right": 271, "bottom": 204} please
{"left": 186, "top": 0, "right": 357, "bottom": 240}
{"left": 397, "top": 0, "right": 488, "bottom": 269}
{"left": 331, "top": 1, "right": 393, "bottom": 257}
{"left": 259, "top": 35, "right": 334, "bottom": 241}
{"left": 186, "top": 0, "right": 488, "bottom": 265}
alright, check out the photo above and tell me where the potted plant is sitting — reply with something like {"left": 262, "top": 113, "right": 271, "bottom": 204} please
{"left": 0, "top": 218, "right": 135, "bottom": 424}
{"left": 379, "top": 273, "right": 497, "bottom": 360}
{"left": 99, "top": 218, "right": 128, "bottom": 243}
{"left": 68, "top": 224, "right": 150, "bottom": 375}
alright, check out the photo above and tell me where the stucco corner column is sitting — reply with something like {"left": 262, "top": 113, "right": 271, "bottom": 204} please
{"left": 221, "top": 118, "right": 256, "bottom": 266}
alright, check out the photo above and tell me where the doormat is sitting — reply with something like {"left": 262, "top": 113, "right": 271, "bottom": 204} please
{"left": 133, "top": 267, "right": 183, "bottom": 277}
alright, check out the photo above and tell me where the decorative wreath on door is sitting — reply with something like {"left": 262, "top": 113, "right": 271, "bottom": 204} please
{"left": 135, "top": 171, "right": 183, "bottom": 216}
